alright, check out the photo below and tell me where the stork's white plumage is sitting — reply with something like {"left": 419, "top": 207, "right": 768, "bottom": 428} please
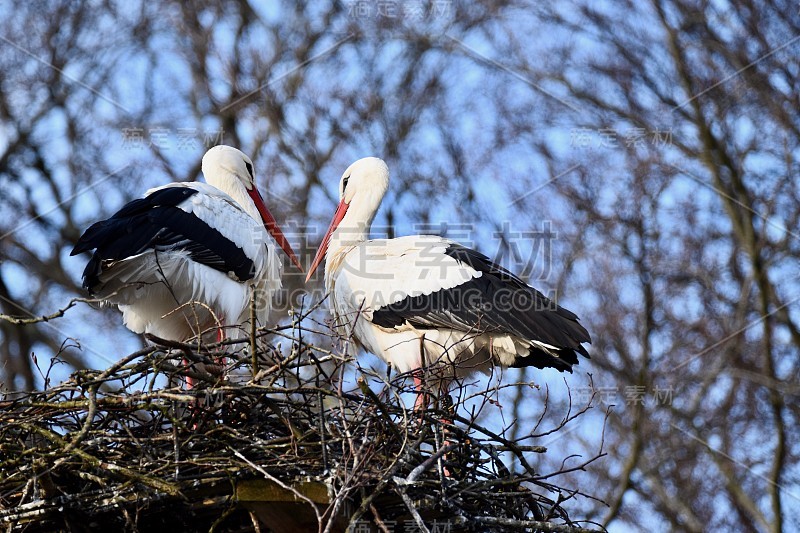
{"left": 306, "top": 157, "right": 591, "bottom": 391}
{"left": 72, "top": 145, "right": 302, "bottom": 345}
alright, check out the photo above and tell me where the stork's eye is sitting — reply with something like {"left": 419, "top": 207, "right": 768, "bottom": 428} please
{"left": 342, "top": 175, "right": 350, "bottom": 193}
{"left": 245, "top": 161, "right": 254, "bottom": 178}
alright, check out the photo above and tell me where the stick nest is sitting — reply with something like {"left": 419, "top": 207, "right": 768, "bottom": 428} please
{"left": 0, "top": 326, "right": 601, "bottom": 532}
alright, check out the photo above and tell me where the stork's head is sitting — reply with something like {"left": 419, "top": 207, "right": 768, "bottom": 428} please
{"left": 202, "top": 145, "right": 257, "bottom": 190}
{"left": 338, "top": 157, "right": 390, "bottom": 205}
{"left": 202, "top": 145, "right": 302, "bottom": 271}
{"left": 306, "top": 157, "right": 389, "bottom": 282}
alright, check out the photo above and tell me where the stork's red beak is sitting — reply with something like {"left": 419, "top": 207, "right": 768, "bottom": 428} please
{"left": 305, "top": 199, "right": 349, "bottom": 283}
{"left": 247, "top": 188, "right": 303, "bottom": 272}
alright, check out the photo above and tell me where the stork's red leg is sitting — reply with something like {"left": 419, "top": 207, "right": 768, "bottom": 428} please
{"left": 179, "top": 355, "right": 204, "bottom": 430}
{"left": 413, "top": 369, "right": 428, "bottom": 411}
{"left": 413, "top": 335, "right": 430, "bottom": 411}
{"left": 439, "top": 385, "right": 455, "bottom": 477}
{"left": 214, "top": 319, "right": 228, "bottom": 380}
{"left": 414, "top": 372, "right": 454, "bottom": 476}
{"left": 183, "top": 357, "right": 195, "bottom": 389}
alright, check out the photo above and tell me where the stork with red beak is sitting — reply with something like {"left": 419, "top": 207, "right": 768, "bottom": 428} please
{"left": 306, "top": 157, "right": 591, "bottom": 405}
{"left": 72, "top": 146, "right": 302, "bottom": 380}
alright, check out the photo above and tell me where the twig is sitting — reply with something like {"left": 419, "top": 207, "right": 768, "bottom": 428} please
{"left": 0, "top": 297, "right": 98, "bottom": 325}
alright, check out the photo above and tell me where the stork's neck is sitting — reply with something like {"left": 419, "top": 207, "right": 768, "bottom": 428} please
{"left": 323, "top": 198, "right": 379, "bottom": 288}
{"left": 210, "top": 173, "right": 261, "bottom": 222}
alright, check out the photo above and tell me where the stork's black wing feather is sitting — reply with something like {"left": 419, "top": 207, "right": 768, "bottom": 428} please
{"left": 371, "top": 244, "right": 590, "bottom": 372}
{"left": 71, "top": 186, "right": 254, "bottom": 292}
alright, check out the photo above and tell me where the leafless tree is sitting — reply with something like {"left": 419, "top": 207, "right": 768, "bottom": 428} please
{"left": 478, "top": 1, "right": 800, "bottom": 530}
{"left": 1, "top": 0, "right": 797, "bottom": 530}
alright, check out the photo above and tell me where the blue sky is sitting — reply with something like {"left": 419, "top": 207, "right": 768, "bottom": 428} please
{"left": 2, "top": 2, "right": 798, "bottom": 529}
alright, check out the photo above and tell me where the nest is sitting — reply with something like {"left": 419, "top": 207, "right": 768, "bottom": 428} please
{"left": 0, "top": 322, "right": 601, "bottom": 532}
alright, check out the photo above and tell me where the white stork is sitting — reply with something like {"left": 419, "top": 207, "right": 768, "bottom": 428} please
{"left": 306, "top": 157, "right": 591, "bottom": 406}
{"left": 72, "top": 146, "right": 302, "bottom": 382}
